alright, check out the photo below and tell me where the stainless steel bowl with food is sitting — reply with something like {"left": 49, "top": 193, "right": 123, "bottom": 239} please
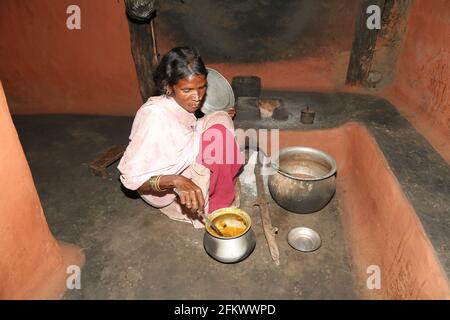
{"left": 203, "top": 207, "right": 256, "bottom": 263}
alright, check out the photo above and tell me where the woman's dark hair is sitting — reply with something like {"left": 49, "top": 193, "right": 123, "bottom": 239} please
{"left": 154, "top": 46, "right": 208, "bottom": 95}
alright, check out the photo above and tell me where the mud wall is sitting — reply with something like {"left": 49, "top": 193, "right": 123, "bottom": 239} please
{"left": 0, "top": 81, "right": 84, "bottom": 299}
{"left": 258, "top": 124, "right": 450, "bottom": 299}
{"left": 381, "top": 0, "right": 450, "bottom": 162}
{"left": 0, "top": 0, "right": 142, "bottom": 115}
{"left": 1, "top": 0, "right": 448, "bottom": 165}
{"left": 0, "top": 0, "right": 358, "bottom": 115}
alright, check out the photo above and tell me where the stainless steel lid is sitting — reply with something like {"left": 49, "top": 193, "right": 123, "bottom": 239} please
{"left": 201, "top": 67, "right": 235, "bottom": 114}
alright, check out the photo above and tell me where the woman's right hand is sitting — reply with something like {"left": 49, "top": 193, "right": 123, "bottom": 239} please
{"left": 172, "top": 175, "right": 205, "bottom": 214}
{"left": 227, "top": 107, "right": 236, "bottom": 119}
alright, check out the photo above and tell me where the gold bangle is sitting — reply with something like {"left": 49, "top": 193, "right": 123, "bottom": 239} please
{"left": 148, "top": 176, "right": 157, "bottom": 191}
{"left": 154, "top": 175, "right": 161, "bottom": 192}
{"left": 155, "top": 175, "right": 167, "bottom": 192}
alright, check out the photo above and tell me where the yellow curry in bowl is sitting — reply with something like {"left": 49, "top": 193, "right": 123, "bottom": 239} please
{"left": 208, "top": 213, "right": 247, "bottom": 237}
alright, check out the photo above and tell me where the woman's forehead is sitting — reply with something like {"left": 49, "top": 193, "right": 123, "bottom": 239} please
{"left": 176, "top": 74, "right": 207, "bottom": 87}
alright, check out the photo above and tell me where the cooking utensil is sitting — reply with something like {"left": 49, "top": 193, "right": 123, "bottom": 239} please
{"left": 203, "top": 207, "right": 256, "bottom": 263}
{"left": 300, "top": 106, "right": 315, "bottom": 124}
{"left": 268, "top": 147, "right": 337, "bottom": 213}
{"left": 231, "top": 76, "right": 261, "bottom": 99}
{"left": 201, "top": 68, "right": 235, "bottom": 114}
{"left": 197, "top": 210, "right": 224, "bottom": 237}
{"left": 287, "top": 227, "right": 321, "bottom": 252}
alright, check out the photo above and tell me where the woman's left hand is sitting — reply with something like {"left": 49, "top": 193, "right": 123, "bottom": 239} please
{"left": 227, "top": 107, "right": 236, "bottom": 119}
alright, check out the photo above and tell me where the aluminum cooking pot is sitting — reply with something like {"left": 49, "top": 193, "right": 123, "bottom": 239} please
{"left": 268, "top": 147, "right": 337, "bottom": 213}
{"left": 203, "top": 207, "right": 256, "bottom": 263}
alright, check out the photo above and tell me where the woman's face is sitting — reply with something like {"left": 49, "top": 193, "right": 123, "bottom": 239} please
{"left": 170, "top": 74, "right": 207, "bottom": 113}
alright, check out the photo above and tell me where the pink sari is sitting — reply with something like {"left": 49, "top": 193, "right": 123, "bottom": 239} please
{"left": 118, "top": 95, "right": 243, "bottom": 228}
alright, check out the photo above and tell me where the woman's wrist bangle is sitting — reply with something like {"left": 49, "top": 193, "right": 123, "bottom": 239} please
{"left": 155, "top": 175, "right": 161, "bottom": 191}
{"left": 155, "top": 175, "right": 167, "bottom": 192}
{"left": 149, "top": 175, "right": 167, "bottom": 192}
{"left": 148, "top": 176, "right": 158, "bottom": 191}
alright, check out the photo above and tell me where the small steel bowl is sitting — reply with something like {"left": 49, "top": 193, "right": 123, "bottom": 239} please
{"left": 287, "top": 227, "right": 321, "bottom": 252}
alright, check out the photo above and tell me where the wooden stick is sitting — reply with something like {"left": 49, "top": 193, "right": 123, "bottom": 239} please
{"left": 89, "top": 145, "right": 125, "bottom": 178}
{"left": 254, "top": 155, "right": 280, "bottom": 266}
{"left": 150, "top": 19, "right": 160, "bottom": 66}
